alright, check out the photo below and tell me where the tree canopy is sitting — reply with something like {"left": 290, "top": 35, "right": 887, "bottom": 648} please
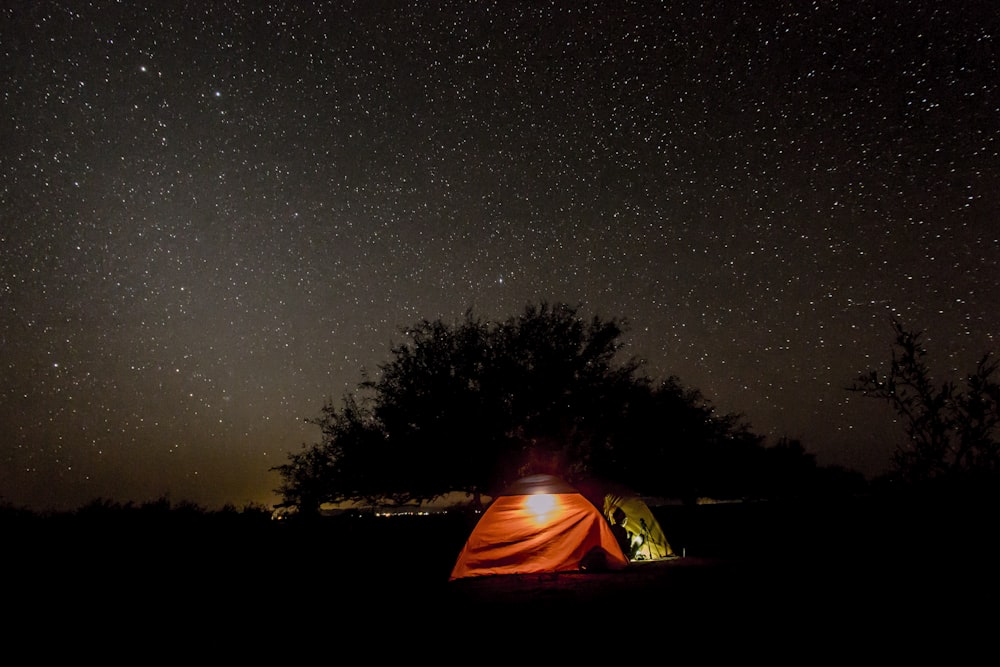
{"left": 274, "top": 302, "right": 842, "bottom": 513}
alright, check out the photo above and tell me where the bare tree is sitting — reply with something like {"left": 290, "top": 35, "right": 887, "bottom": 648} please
{"left": 850, "top": 317, "right": 1000, "bottom": 484}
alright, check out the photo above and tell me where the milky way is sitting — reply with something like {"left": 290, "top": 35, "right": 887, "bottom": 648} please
{"left": 2, "top": 1, "right": 998, "bottom": 511}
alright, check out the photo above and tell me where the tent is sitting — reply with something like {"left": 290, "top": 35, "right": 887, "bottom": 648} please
{"left": 573, "top": 477, "right": 677, "bottom": 562}
{"left": 602, "top": 491, "right": 675, "bottom": 561}
{"left": 449, "top": 474, "right": 630, "bottom": 580}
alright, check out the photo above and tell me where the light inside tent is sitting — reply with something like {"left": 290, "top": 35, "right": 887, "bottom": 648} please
{"left": 523, "top": 493, "right": 558, "bottom": 525}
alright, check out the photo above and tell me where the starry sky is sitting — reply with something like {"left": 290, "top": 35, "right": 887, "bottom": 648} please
{"left": 2, "top": 1, "right": 998, "bottom": 512}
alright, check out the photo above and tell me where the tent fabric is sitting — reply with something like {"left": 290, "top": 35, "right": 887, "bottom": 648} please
{"left": 449, "top": 475, "right": 629, "bottom": 580}
{"left": 603, "top": 493, "right": 675, "bottom": 561}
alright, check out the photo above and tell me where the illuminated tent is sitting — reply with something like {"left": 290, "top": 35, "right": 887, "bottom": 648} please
{"left": 602, "top": 492, "right": 675, "bottom": 561}
{"left": 449, "top": 474, "right": 630, "bottom": 580}
{"left": 572, "top": 478, "right": 677, "bottom": 562}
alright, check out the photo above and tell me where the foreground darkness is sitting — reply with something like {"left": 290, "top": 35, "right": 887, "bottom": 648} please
{"left": 7, "top": 493, "right": 996, "bottom": 656}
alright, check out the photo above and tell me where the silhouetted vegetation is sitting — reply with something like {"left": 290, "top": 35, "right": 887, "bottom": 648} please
{"left": 851, "top": 316, "right": 1000, "bottom": 498}
{"left": 274, "top": 302, "right": 860, "bottom": 514}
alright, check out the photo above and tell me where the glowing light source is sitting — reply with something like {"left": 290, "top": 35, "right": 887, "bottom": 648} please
{"left": 524, "top": 493, "right": 558, "bottom": 525}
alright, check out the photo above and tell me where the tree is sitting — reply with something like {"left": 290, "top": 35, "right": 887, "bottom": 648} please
{"left": 274, "top": 302, "right": 830, "bottom": 512}
{"left": 850, "top": 317, "right": 1000, "bottom": 486}
{"left": 368, "top": 302, "right": 650, "bottom": 504}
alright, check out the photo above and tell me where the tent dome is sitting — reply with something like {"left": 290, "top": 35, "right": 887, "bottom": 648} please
{"left": 498, "top": 474, "right": 580, "bottom": 496}
{"left": 450, "top": 474, "right": 629, "bottom": 580}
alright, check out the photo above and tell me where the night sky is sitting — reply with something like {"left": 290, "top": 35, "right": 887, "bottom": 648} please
{"left": 2, "top": 1, "right": 998, "bottom": 512}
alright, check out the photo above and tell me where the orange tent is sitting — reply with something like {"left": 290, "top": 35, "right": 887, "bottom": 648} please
{"left": 449, "top": 474, "right": 629, "bottom": 580}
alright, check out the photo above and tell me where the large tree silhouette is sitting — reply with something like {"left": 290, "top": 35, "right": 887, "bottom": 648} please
{"left": 274, "top": 302, "right": 827, "bottom": 513}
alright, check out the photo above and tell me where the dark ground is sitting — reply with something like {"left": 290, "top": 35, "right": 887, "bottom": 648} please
{"left": 6, "top": 495, "right": 997, "bottom": 658}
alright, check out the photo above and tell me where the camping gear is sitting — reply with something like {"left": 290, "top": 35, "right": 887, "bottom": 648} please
{"left": 449, "top": 474, "right": 629, "bottom": 580}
